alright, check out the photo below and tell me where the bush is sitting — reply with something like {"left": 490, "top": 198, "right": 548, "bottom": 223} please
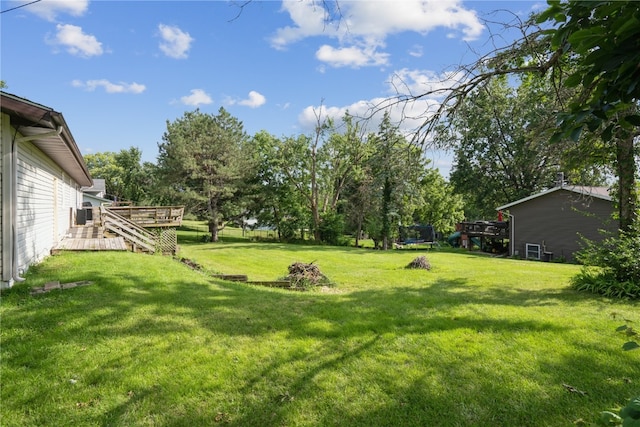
{"left": 573, "top": 223, "right": 640, "bottom": 299}
{"left": 319, "top": 212, "right": 345, "bottom": 246}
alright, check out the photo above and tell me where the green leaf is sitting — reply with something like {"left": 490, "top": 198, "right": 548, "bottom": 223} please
{"left": 569, "top": 126, "right": 583, "bottom": 142}
{"left": 568, "top": 27, "right": 606, "bottom": 52}
{"left": 624, "top": 115, "right": 640, "bottom": 127}
{"left": 601, "top": 124, "right": 614, "bottom": 142}
{"left": 536, "top": 2, "right": 562, "bottom": 24}
{"left": 622, "top": 341, "right": 640, "bottom": 351}
{"left": 614, "top": 16, "right": 639, "bottom": 37}
{"left": 616, "top": 325, "right": 629, "bottom": 332}
{"left": 564, "top": 72, "right": 583, "bottom": 88}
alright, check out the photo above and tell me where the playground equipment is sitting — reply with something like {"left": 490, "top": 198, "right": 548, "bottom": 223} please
{"left": 448, "top": 220, "right": 509, "bottom": 253}
{"left": 396, "top": 224, "right": 438, "bottom": 248}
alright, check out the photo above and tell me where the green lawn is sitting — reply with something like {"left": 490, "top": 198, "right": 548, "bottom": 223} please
{"left": 1, "top": 226, "right": 637, "bottom": 426}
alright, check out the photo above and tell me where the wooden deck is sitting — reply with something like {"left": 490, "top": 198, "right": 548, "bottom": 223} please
{"left": 54, "top": 237, "right": 127, "bottom": 252}
{"left": 53, "top": 226, "right": 128, "bottom": 253}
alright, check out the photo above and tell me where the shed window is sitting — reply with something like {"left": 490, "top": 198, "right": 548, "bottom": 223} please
{"left": 526, "top": 243, "right": 541, "bottom": 260}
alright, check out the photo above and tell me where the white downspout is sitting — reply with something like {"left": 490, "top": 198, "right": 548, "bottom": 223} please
{"left": 12, "top": 126, "right": 64, "bottom": 282}
{"left": 508, "top": 213, "right": 515, "bottom": 257}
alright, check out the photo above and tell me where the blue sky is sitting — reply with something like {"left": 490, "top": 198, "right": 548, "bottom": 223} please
{"left": 1, "top": 0, "right": 542, "bottom": 176}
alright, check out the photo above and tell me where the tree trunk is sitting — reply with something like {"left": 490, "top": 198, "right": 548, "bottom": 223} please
{"left": 311, "top": 146, "right": 321, "bottom": 241}
{"left": 208, "top": 220, "right": 219, "bottom": 242}
{"left": 208, "top": 196, "right": 219, "bottom": 242}
{"left": 616, "top": 132, "right": 638, "bottom": 232}
{"left": 381, "top": 176, "right": 392, "bottom": 250}
{"left": 355, "top": 218, "right": 363, "bottom": 248}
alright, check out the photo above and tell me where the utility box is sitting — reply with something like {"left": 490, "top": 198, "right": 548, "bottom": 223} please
{"left": 77, "top": 209, "right": 86, "bottom": 225}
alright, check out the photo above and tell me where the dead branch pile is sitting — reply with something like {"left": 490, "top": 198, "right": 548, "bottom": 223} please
{"left": 286, "top": 262, "right": 331, "bottom": 288}
{"left": 406, "top": 256, "right": 431, "bottom": 270}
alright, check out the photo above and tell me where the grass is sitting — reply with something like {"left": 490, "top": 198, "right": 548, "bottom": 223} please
{"left": 1, "top": 224, "right": 638, "bottom": 426}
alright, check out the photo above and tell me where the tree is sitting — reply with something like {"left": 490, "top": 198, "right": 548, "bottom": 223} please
{"left": 320, "top": 113, "right": 369, "bottom": 213}
{"left": 156, "top": 108, "right": 249, "bottom": 242}
{"left": 84, "top": 147, "right": 150, "bottom": 204}
{"left": 366, "top": 112, "right": 425, "bottom": 249}
{"left": 539, "top": 0, "right": 640, "bottom": 232}
{"left": 441, "top": 73, "right": 607, "bottom": 219}
{"left": 413, "top": 168, "right": 465, "bottom": 236}
{"left": 246, "top": 131, "right": 309, "bottom": 240}
{"left": 273, "top": 107, "right": 369, "bottom": 243}
{"left": 316, "top": 113, "right": 371, "bottom": 244}
{"left": 401, "top": 1, "right": 638, "bottom": 233}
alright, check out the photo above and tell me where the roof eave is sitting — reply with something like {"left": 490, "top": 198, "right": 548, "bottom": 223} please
{"left": 496, "top": 186, "right": 612, "bottom": 211}
{"left": 1, "top": 92, "right": 93, "bottom": 187}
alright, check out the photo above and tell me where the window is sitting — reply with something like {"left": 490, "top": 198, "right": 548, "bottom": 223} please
{"left": 526, "top": 243, "right": 541, "bottom": 260}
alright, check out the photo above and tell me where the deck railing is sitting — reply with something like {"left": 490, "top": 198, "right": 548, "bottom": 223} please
{"left": 100, "top": 207, "right": 157, "bottom": 254}
{"left": 105, "top": 206, "right": 184, "bottom": 228}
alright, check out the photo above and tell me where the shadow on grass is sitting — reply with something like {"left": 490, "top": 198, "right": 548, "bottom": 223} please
{"left": 1, "top": 255, "right": 636, "bottom": 427}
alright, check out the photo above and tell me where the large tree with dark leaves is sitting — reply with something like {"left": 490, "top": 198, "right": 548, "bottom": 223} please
{"left": 156, "top": 108, "right": 250, "bottom": 242}
{"left": 442, "top": 73, "right": 607, "bottom": 219}
{"left": 539, "top": 0, "right": 640, "bottom": 232}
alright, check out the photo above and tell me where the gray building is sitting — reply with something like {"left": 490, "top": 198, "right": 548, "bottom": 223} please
{"left": 497, "top": 186, "right": 616, "bottom": 262}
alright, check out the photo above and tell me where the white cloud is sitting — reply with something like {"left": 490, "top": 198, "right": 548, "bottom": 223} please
{"left": 180, "top": 89, "right": 213, "bottom": 106}
{"left": 22, "top": 0, "right": 89, "bottom": 21}
{"left": 272, "top": 0, "right": 484, "bottom": 68}
{"left": 298, "top": 95, "right": 449, "bottom": 175}
{"left": 270, "top": 0, "right": 332, "bottom": 49}
{"left": 71, "top": 79, "right": 146, "bottom": 94}
{"left": 315, "top": 44, "right": 389, "bottom": 68}
{"left": 297, "top": 68, "right": 464, "bottom": 138}
{"left": 408, "top": 44, "right": 423, "bottom": 58}
{"left": 298, "top": 96, "right": 439, "bottom": 137}
{"left": 48, "top": 24, "right": 103, "bottom": 57}
{"left": 239, "top": 91, "right": 267, "bottom": 108}
{"left": 158, "top": 24, "right": 193, "bottom": 59}
{"left": 227, "top": 91, "right": 267, "bottom": 108}
{"left": 387, "top": 68, "right": 466, "bottom": 98}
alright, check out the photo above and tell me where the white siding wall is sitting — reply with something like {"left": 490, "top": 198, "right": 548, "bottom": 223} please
{"left": 15, "top": 140, "right": 81, "bottom": 275}
{"left": 0, "top": 157, "right": 3, "bottom": 278}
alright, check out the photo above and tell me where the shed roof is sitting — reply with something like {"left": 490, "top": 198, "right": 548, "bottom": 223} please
{"left": 1, "top": 91, "right": 92, "bottom": 187}
{"left": 82, "top": 178, "right": 106, "bottom": 194}
{"left": 496, "top": 185, "right": 611, "bottom": 211}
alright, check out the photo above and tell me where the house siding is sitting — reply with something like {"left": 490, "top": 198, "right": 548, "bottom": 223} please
{"left": 510, "top": 190, "right": 616, "bottom": 262}
{"left": 1, "top": 112, "right": 10, "bottom": 282}
{"left": 0, "top": 121, "right": 3, "bottom": 279}
{"left": 14, "top": 139, "right": 81, "bottom": 275}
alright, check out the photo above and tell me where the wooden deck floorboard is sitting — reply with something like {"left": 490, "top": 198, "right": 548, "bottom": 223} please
{"left": 55, "top": 236, "right": 127, "bottom": 252}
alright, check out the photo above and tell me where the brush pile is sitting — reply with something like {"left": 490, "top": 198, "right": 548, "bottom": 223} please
{"left": 406, "top": 255, "right": 431, "bottom": 270}
{"left": 286, "top": 262, "right": 331, "bottom": 288}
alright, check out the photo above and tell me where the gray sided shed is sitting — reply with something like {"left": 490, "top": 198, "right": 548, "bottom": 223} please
{"left": 497, "top": 186, "right": 616, "bottom": 262}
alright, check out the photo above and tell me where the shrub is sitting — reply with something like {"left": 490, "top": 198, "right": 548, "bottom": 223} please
{"left": 319, "top": 211, "right": 345, "bottom": 246}
{"left": 573, "top": 223, "right": 640, "bottom": 299}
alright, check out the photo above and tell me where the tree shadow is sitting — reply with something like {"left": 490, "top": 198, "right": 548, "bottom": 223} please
{"left": 1, "top": 255, "right": 636, "bottom": 426}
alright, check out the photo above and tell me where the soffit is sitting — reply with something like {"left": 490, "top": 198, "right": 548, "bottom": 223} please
{"left": 1, "top": 92, "right": 93, "bottom": 187}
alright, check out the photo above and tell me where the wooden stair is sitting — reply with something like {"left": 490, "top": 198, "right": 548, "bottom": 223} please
{"left": 100, "top": 206, "right": 157, "bottom": 254}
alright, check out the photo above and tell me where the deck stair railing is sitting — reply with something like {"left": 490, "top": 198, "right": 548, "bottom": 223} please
{"left": 100, "top": 206, "right": 157, "bottom": 254}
